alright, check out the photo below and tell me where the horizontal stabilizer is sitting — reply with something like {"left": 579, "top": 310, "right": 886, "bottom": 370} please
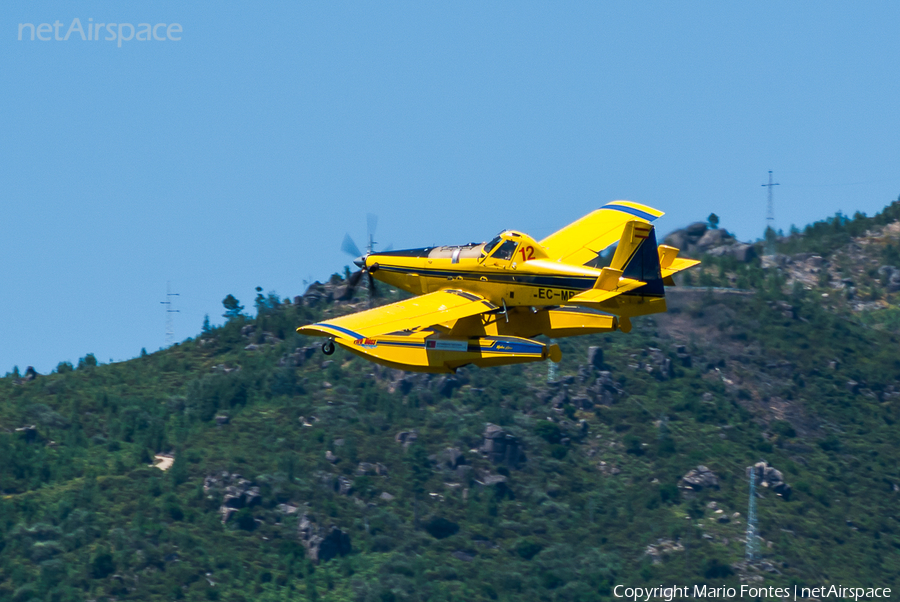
{"left": 661, "top": 257, "right": 701, "bottom": 280}
{"left": 567, "top": 278, "right": 646, "bottom": 309}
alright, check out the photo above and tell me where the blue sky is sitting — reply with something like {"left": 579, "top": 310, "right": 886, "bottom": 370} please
{"left": 3, "top": 2, "right": 900, "bottom": 374}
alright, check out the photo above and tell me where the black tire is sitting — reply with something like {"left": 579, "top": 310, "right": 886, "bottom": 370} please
{"left": 322, "top": 340, "right": 335, "bottom": 355}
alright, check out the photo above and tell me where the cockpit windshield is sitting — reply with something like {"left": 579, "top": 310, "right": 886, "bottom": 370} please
{"left": 483, "top": 235, "right": 503, "bottom": 255}
{"left": 492, "top": 240, "right": 518, "bottom": 261}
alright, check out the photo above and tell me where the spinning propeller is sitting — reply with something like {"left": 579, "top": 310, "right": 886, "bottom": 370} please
{"left": 340, "top": 213, "right": 392, "bottom": 301}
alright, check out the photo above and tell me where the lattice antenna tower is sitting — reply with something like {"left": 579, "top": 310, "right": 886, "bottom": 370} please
{"left": 547, "top": 339, "right": 558, "bottom": 383}
{"left": 762, "top": 170, "right": 780, "bottom": 254}
{"left": 745, "top": 465, "right": 760, "bottom": 562}
{"left": 160, "top": 281, "right": 180, "bottom": 347}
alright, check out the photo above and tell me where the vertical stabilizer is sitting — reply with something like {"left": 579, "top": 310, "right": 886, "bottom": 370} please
{"left": 610, "top": 221, "right": 664, "bottom": 297}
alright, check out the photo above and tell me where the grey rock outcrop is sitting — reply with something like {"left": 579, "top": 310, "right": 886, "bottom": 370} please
{"left": 356, "top": 462, "right": 388, "bottom": 476}
{"left": 297, "top": 514, "right": 351, "bottom": 563}
{"left": 587, "top": 371, "right": 621, "bottom": 406}
{"left": 479, "top": 424, "right": 524, "bottom": 468}
{"left": 278, "top": 345, "right": 319, "bottom": 367}
{"left": 587, "top": 346, "right": 604, "bottom": 370}
{"left": 664, "top": 224, "right": 757, "bottom": 263}
{"left": 395, "top": 430, "right": 418, "bottom": 448}
{"left": 751, "top": 461, "right": 791, "bottom": 497}
{"left": 439, "top": 447, "right": 466, "bottom": 470}
{"left": 203, "top": 472, "right": 261, "bottom": 523}
{"left": 878, "top": 265, "right": 900, "bottom": 292}
{"left": 674, "top": 345, "right": 692, "bottom": 367}
{"left": 681, "top": 465, "right": 719, "bottom": 490}
{"left": 435, "top": 376, "right": 462, "bottom": 397}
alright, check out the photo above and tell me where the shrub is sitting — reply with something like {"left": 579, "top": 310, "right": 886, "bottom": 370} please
{"left": 534, "top": 421, "right": 562, "bottom": 444}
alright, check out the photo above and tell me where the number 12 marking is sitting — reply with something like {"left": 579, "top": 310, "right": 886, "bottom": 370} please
{"left": 518, "top": 246, "right": 535, "bottom": 261}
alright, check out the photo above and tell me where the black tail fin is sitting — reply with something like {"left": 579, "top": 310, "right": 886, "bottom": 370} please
{"left": 611, "top": 222, "right": 664, "bottom": 297}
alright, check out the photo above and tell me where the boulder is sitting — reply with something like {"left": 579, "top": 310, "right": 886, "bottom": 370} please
{"left": 277, "top": 503, "right": 299, "bottom": 515}
{"left": 647, "top": 348, "right": 673, "bottom": 380}
{"left": 302, "top": 282, "right": 334, "bottom": 307}
{"left": 731, "top": 243, "right": 757, "bottom": 263}
{"left": 696, "top": 228, "right": 730, "bottom": 248}
{"left": 333, "top": 284, "right": 353, "bottom": 301}
{"left": 297, "top": 514, "right": 351, "bottom": 563}
{"left": 550, "top": 388, "right": 569, "bottom": 409}
{"left": 395, "top": 430, "right": 418, "bottom": 448}
{"left": 587, "top": 346, "right": 604, "bottom": 370}
{"left": 588, "top": 371, "right": 620, "bottom": 405}
{"left": 356, "top": 462, "right": 376, "bottom": 476}
{"left": 435, "top": 376, "right": 462, "bottom": 397}
{"left": 681, "top": 465, "right": 719, "bottom": 490}
{"left": 571, "top": 395, "right": 594, "bottom": 410}
{"left": 15, "top": 425, "right": 39, "bottom": 443}
{"left": 479, "top": 424, "right": 525, "bottom": 468}
{"left": 439, "top": 447, "right": 466, "bottom": 470}
{"left": 208, "top": 473, "right": 261, "bottom": 523}
{"left": 685, "top": 222, "right": 709, "bottom": 239}
{"left": 337, "top": 476, "right": 353, "bottom": 496}
{"left": 751, "top": 461, "right": 791, "bottom": 497}
{"left": 674, "top": 344, "right": 692, "bottom": 367}
{"left": 477, "top": 473, "right": 508, "bottom": 491}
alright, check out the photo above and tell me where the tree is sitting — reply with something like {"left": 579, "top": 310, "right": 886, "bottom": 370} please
{"left": 707, "top": 213, "right": 720, "bottom": 229}
{"left": 404, "top": 443, "right": 431, "bottom": 529}
{"left": 254, "top": 286, "right": 265, "bottom": 312}
{"left": 222, "top": 294, "right": 244, "bottom": 320}
{"left": 202, "top": 314, "right": 211, "bottom": 333}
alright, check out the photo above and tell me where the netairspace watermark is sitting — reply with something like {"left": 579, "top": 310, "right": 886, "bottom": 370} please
{"left": 613, "top": 584, "right": 892, "bottom": 601}
{"left": 17, "top": 18, "right": 181, "bottom": 48}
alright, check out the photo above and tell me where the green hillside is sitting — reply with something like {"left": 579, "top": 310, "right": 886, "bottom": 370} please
{"left": 2, "top": 202, "right": 900, "bottom": 602}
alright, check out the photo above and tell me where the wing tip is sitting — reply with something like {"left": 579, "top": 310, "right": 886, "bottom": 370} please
{"left": 602, "top": 200, "right": 665, "bottom": 221}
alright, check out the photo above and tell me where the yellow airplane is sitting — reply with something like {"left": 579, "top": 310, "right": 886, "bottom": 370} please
{"left": 298, "top": 201, "right": 699, "bottom": 373}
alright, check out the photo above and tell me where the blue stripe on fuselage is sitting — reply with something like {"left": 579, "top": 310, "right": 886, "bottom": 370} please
{"left": 376, "top": 265, "right": 595, "bottom": 290}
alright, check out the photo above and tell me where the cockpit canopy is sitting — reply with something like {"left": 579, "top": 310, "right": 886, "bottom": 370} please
{"left": 481, "top": 230, "right": 546, "bottom": 262}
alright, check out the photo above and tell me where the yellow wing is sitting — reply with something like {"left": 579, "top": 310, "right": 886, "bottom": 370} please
{"left": 540, "top": 200, "right": 664, "bottom": 267}
{"left": 297, "top": 290, "right": 498, "bottom": 341}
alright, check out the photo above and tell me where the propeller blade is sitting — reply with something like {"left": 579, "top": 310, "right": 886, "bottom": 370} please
{"left": 341, "top": 234, "right": 362, "bottom": 258}
{"left": 382, "top": 243, "right": 394, "bottom": 253}
{"left": 347, "top": 269, "right": 364, "bottom": 288}
{"left": 366, "top": 213, "right": 378, "bottom": 238}
{"left": 367, "top": 271, "right": 379, "bottom": 298}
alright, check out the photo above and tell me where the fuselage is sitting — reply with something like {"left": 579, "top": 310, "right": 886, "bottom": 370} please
{"left": 364, "top": 231, "right": 606, "bottom": 309}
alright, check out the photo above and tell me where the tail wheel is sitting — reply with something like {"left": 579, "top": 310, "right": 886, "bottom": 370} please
{"left": 322, "top": 340, "right": 335, "bottom": 355}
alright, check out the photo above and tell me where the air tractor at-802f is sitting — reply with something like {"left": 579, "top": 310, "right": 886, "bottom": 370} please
{"left": 298, "top": 201, "right": 699, "bottom": 373}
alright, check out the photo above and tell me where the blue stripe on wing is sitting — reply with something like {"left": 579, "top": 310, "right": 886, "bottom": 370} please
{"left": 601, "top": 203, "right": 660, "bottom": 222}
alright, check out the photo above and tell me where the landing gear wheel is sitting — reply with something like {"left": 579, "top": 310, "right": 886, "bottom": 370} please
{"left": 322, "top": 340, "right": 335, "bottom": 356}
